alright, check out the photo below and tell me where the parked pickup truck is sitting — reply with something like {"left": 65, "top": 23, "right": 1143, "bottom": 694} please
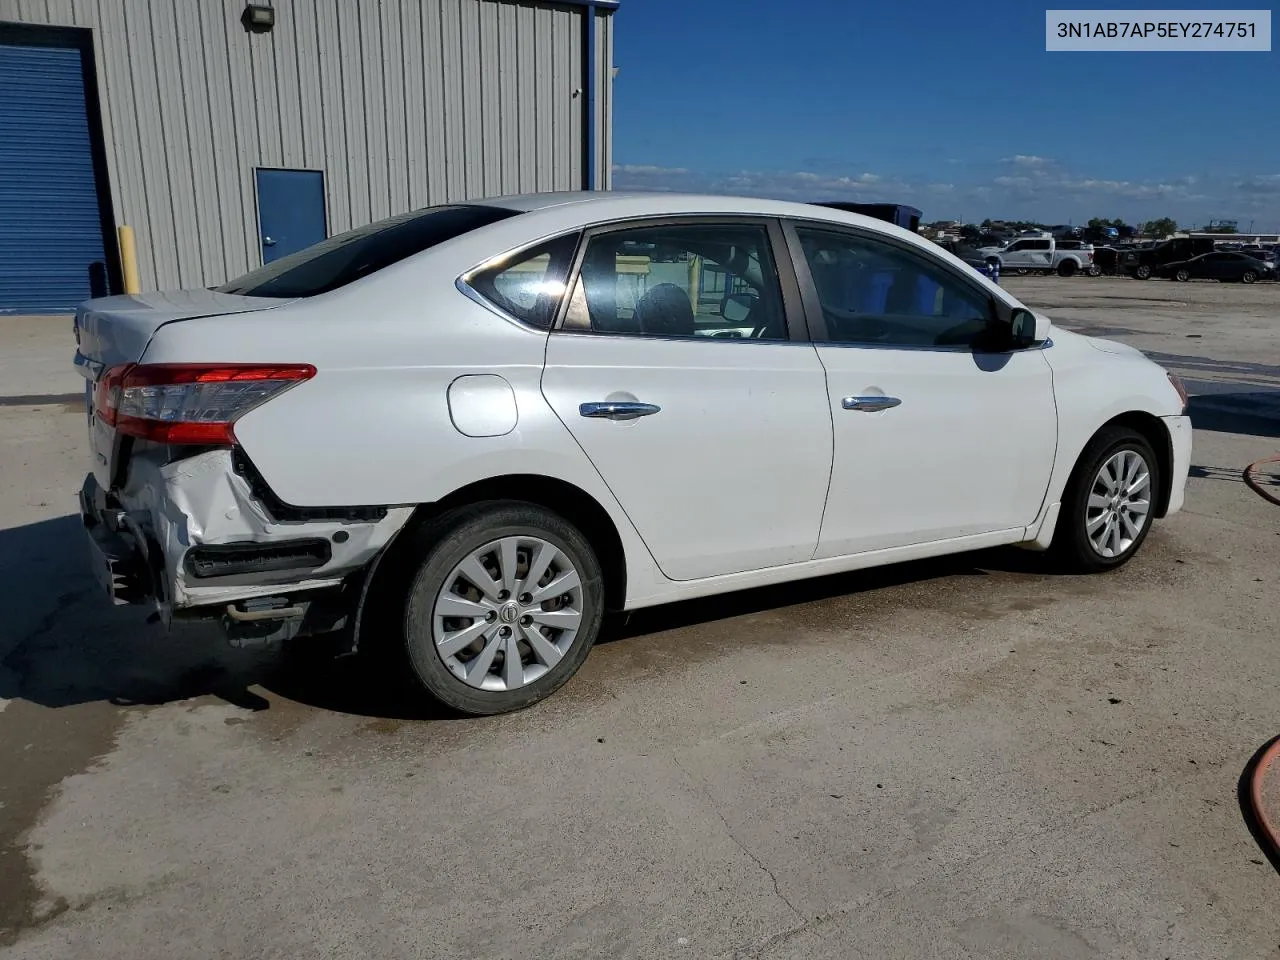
{"left": 978, "top": 236, "right": 1095, "bottom": 277}
{"left": 1119, "top": 237, "right": 1215, "bottom": 279}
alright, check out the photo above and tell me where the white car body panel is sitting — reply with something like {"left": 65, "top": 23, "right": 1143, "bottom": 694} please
{"left": 72, "top": 192, "right": 1191, "bottom": 621}
{"left": 75, "top": 290, "right": 287, "bottom": 369}
{"left": 813, "top": 343, "right": 1057, "bottom": 557}
{"left": 541, "top": 332, "right": 832, "bottom": 581}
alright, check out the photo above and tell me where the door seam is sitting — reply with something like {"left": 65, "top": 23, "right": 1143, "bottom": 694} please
{"left": 808, "top": 342, "right": 838, "bottom": 561}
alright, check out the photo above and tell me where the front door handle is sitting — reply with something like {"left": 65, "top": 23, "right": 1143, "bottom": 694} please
{"left": 263, "top": 236, "right": 276, "bottom": 246}
{"left": 579, "top": 401, "right": 661, "bottom": 421}
{"left": 842, "top": 396, "right": 902, "bottom": 412}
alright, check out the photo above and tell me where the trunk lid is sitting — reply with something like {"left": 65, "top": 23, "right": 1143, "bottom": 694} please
{"left": 73, "top": 289, "right": 289, "bottom": 487}
{"left": 74, "top": 289, "right": 287, "bottom": 370}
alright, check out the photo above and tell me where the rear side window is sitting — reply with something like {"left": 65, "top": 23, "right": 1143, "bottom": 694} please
{"left": 217, "top": 204, "right": 518, "bottom": 298}
{"left": 466, "top": 233, "right": 580, "bottom": 329}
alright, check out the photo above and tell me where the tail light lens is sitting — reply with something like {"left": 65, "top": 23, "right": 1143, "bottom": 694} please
{"left": 95, "top": 363, "right": 315, "bottom": 445}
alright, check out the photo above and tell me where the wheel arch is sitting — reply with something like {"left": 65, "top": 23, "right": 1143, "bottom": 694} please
{"left": 1091, "top": 411, "right": 1175, "bottom": 517}
{"left": 379, "top": 474, "right": 628, "bottom": 614}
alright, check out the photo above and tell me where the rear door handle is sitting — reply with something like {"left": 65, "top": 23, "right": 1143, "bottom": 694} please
{"left": 579, "top": 401, "right": 661, "bottom": 421}
{"left": 842, "top": 396, "right": 902, "bottom": 412}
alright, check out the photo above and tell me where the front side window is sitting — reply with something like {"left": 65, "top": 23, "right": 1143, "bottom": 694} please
{"left": 217, "top": 204, "right": 518, "bottom": 298}
{"left": 794, "top": 227, "right": 993, "bottom": 348}
{"left": 467, "top": 233, "right": 580, "bottom": 329}
{"left": 561, "top": 223, "right": 787, "bottom": 340}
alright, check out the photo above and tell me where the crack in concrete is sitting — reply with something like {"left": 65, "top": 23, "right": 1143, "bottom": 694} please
{"left": 671, "top": 755, "right": 804, "bottom": 924}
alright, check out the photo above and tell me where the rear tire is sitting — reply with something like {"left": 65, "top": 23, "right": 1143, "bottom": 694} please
{"left": 1174, "top": 268, "right": 1190, "bottom": 282}
{"left": 400, "top": 501, "right": 605, "bottom": 715}
{"left": 1135, "top": 264, "right": 1152, "bottom": 280}
{"left": 1057, "top": 260, "right": 1078, "bottom": 278}
{"left": 1050, "top": 427, "right": 1160, "bottom": 573}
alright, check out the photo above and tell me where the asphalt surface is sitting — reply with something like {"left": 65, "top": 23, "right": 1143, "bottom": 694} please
{"left": 1, "top": 277, "right": 1279, "bottom": 959}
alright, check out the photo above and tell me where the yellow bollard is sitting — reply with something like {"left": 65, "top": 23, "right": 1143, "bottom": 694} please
{"left": 117, "top": 225, "right": 141, "bottom": 295}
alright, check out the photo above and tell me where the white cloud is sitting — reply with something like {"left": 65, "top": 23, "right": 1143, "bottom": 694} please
{"left": 612, "top": 164, "right": 892, "bottom": 199}
{"left": 1237, "top": 174, "right": 1280, "bottom": 195}
{"left": 611, "top": 164, "right": 689, "bottom": 176}
{"left": 1003, "top": 155, "right": 1054, "bottom": 168}
{"left": 609, "top": 160, "right": 1278, "bottom": 226}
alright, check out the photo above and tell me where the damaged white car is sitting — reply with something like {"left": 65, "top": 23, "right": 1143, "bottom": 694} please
{"left": 76, "top": 193, "right": 1192, "bottom": 715}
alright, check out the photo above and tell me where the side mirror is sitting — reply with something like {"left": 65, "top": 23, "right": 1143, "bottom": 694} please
{"left": 1009, "top": 307, "right": 1043, "bottom": 347}
{"left": 991, "top": 299, "right": 1050, "bottom": 349}
{"left": 721, "top": 292, "right": 756, "bottom": 325}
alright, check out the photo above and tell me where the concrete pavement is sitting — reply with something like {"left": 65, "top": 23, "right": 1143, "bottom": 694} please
{"left": 1, "top": 277, "right": 1278, "bottom": 958}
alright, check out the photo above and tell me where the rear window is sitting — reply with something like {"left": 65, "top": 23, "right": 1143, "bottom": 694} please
{"left": 216, "top": 204, "right": 519, "bottom": 298}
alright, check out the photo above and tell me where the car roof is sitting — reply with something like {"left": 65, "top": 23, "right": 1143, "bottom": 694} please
{"left": 467, "top": 190, "right": 947, "bottom": 252}
{"left": 472, "top": 190, "right": 896, "bottom": 228}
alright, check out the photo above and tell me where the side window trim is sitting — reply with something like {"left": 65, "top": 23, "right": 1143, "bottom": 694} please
{"left": 780, "top": 217, "right": 1000, "bottom": 352}
{"left": 457, "top": 230, "right": 584, "bottom": 331}
{"left": 549, "top": 215, "right": 812, "bottom": 343}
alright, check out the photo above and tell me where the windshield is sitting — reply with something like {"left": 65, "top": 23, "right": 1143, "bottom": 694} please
{"left": 216, "top": 204, "right": 519, "bottom": 298}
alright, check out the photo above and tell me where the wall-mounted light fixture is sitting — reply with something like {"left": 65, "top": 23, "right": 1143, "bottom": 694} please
{"left": 241, "top": 3, "right": 275, "bottom": 33}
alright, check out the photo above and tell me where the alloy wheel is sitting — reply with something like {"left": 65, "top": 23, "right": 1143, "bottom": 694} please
{"left": 1085, "top": 449, "right": 1152, "bottom": 558}
{"left": 431, "top": 536, "right": 584, "bottom": 691}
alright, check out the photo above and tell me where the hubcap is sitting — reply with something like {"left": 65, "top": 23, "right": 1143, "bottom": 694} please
{"left": 432, "top": 536, "right": 584, "bottom": 691}
{"left": 1086, "top": 449, "right": 1152, "bottom": 558}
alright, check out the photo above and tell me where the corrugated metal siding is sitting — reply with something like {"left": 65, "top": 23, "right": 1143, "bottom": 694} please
{"left": 0, "top": 40, "right": 108, "bottom": 310}
{"left": 0, "top": 0, "right": 609, "bottom": 291}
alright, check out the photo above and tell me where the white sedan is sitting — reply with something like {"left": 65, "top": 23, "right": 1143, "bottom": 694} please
{"left": 74, "top": 193, "right": 1192, "bottom": 715}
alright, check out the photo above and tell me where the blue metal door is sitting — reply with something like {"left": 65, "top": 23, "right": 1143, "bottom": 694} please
{"left": 255, "top": 169, "right": 326, "bottom": 263}
{"left": 0, "top": 41, "right": 109, "bottom": 312}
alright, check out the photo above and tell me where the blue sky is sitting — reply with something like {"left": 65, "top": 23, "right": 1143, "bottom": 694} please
{"left": 610, "top": 0, "right": 1279, "bottom": 228}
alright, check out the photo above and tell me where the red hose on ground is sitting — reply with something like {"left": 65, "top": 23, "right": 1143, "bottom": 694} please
{"left": 1243, "top": 455, "right": 1280, "bottom": 866}
{"left": 1248, "top": 738, "right": 1280, "bottom": 866}
{"left": 1243, "top": 454, "right": 1280, "bottom": 507}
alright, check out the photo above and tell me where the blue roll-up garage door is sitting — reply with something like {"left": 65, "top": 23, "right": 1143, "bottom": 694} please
{"left": 0, "top": 40, "right": 109, "bottom": 313}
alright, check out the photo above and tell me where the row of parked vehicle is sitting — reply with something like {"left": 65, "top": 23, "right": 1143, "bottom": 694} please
{"left": 934, "top": 235, "right": 1097, "bottom": 280}
{"left": 937, "top": 234, "right": 1277, "bottom": 284}
{"left": 1108, "top": 237, "right": 1276, "bottom": 283}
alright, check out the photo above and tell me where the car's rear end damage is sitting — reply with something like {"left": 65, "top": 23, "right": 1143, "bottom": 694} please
{"left": 74, "top": 294, "right": 412, "bottom": 645}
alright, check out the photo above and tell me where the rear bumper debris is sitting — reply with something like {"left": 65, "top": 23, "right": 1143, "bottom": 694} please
{"left": 77, "top": 449, "right": 412, "bottom": 624}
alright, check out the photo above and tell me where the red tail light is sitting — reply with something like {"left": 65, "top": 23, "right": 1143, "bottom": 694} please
{"left": 95, "top": 363, "right": 315, "bottom": 445}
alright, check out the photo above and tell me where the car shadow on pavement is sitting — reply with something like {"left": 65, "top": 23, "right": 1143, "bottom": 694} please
{"left": 0, "top": 514, "right": 289, "bottom": 714}
{"left": 1187, "top": 395, "right": 1280, "bottom": 439}
{"left": 0, "top": 515, "right": 1060, "bottom": 723}
{"left": 596, "top": 546, "right": 1051, "bottom": 647}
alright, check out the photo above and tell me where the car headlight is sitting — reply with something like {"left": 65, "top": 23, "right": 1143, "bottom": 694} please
{"left": 1167, "top": 372, "right": 1188, "bottom": 413}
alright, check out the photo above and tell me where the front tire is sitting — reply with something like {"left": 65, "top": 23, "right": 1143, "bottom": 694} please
{"left": 1243, "top": 270, "right": 1258, "bottom": 284}
{"left": 1051, "top": 427, "right": 1160, "bottom": 573}
{"left": 401, "top": 502, "right": 605, "bottom": 715}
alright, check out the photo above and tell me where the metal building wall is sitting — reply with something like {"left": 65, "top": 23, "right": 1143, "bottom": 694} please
{"left": 594, "top": 7, "right": 614, "bottom": 189}
{"left": 0, "top": 0, "right": 612, "bottom": 292}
